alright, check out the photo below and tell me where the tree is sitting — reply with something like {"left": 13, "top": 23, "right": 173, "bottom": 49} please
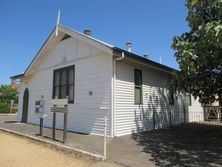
{"left": 171, "top": 0, "right": 222, "bottom": 105}
{"left": 0, "top": 85, "right": 18, "bottom": 104}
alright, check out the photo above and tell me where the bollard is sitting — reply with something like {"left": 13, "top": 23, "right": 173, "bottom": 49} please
{"left": 63, "top": 112, "right": 67, "bottom": 143}
{"left": 52, "top": 112, "right": 56, "bottom": 140}
{"left": 39, "top": 117, "right": 43, "bottom": 136}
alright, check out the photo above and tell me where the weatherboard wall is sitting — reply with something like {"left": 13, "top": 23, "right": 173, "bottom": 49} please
{"left": 17, "top": 37, "right": 112, "bottom": 136}
{"left": 114, "top": 60, "right": 185, "bottom": 136}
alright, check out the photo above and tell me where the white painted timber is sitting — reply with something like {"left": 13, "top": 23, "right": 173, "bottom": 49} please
{"left": 17, "top": 28, "right": 204, "bottom": 137}
{"left": 188, "top": 97, "right": 204, "bottom": 122}
{"left": 18, "top": 37, "right": 112, "bottom": 136}
{"left": 114, "top": 60, "right": 186, "bottom": 136}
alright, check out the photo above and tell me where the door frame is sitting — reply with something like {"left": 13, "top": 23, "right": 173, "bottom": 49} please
{"left": 21, "top": 88, "right": 29, "bottom": 123}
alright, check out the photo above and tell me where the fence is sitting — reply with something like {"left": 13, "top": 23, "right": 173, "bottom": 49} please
{"left": 189, "top": 106, "right": 222, "bottom": 126}
{"left": 203, "top": 106, "right": 222, "bottom": 122}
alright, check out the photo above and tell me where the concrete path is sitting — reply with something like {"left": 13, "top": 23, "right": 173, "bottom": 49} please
{"left": 0, "top": 114, "right": 155, "bottom": 167}
{"left": 0, "top": 115, "right": 105, "bottom": 155}
{"left": 1, "top": 115, "right": 221, "bottom": 167}
{"left": 108, "top": 123, "right": 222, "bottom": 167}
{"left": 0, "top": 131, "right": 122, "bottom": 167}
{"left": 107, "top": 136, "right": 155, "bottom": 167}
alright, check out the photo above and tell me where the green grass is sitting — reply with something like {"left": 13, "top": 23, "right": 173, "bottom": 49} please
{"left": 0, "top": 103, "right": 17, "bottom": 113}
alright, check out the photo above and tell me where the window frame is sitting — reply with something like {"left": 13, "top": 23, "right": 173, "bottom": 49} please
{"left": 169, "top": 89, "right": 174, "bottom": 105}
{"left": 188, "top": 95, "right": 192, "bottom": 106}
{"left": 134, "top": 69, "right": 143, "bottom": 105}
{"left": 186, "top": 94, "right": 192, "bottom": 106}
{"left": 52, "top": 65, "right": 75, "bottom": 103}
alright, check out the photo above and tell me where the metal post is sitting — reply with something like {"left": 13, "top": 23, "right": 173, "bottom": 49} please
{"left": 219, "top": 107, "right": 221, "bottom": 122}
{"left": 10, "top": 100, "right": 14, "bottom": 113}
{"left": 63, "top": 112, "right": 67, "bottom": 143}
{"left": 40, "top": 117, "right": 43, "bottom": 136}
{"left": 169, "top": 107, "right": 172, "bottom": 127}
{"left": 153, "top": 110, "right": 156, "bottom": 130}
{"left": 52, "top": 112, "right": 56, "bottom": 140}
{"left": 103, "top": 116, "right": 107, "bottom": 160}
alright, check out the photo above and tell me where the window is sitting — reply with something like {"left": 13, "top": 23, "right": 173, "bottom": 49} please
{"left": 134, "top": 69, "right": 142, "bottom": 104}
{"left": 169, "top": 90, "right": 174, "bottom": 105}
{"left": 186, "top": 94, "right": 192, "bottom": 106}
{"left": 53, "top": 65, "right": 75, "bottom": 103}
{"left": 188, "top": 95, "right": 192, "bottom": 106}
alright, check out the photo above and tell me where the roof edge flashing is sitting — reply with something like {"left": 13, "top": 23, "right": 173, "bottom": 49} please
{"left": 113, "top": 47, "right": 178, "bottom": 73}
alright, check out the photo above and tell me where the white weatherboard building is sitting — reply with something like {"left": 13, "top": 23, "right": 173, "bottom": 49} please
{"left": 12, "top": 24, "right": 204, "bottom": 137}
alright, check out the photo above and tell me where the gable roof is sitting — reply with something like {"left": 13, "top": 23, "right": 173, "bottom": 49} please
{"left": 12, "top": 24, "right": 177, "bottom": 79}
{"left": 24, "top": 24, "right": 114, "bottom": 76}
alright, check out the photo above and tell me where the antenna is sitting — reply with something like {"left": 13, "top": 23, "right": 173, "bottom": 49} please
{"left": 55, "top": 9, "right": 61, "bottom": 36}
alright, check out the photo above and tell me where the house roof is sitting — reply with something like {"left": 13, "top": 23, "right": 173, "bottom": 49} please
{"left": 59, "top": 24, "right": 114, "bottom": 48}
{"left": 11, "top": 24, "right": 177, "bottom": 79}
{"left": 113, "top": 47, "right": 177, "bottom": 72}
{"left": 10, "top": 73, "right": 24, "bottom": 80}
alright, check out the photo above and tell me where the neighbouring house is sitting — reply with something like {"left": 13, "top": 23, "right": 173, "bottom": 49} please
{"left": 10, "top": 73, "right": 23, "bottom": 91}
{"left": 11, "top": 24, "right": 204, "bottom": 137}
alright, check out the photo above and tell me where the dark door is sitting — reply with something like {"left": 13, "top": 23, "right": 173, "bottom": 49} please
{"left": 22, "top": 88, "right": 29, "bottom": 123}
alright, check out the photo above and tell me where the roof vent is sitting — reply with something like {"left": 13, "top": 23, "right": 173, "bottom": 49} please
{"left": 84, "top": 29, "right": 92, "bottom": 36}
{"left": 126, "top": 42, "right": 132, "bottom": 52}
{"left": 144, "top": 54, "right": 149, "bottom": 59}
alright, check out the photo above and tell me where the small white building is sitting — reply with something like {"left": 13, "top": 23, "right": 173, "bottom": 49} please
{"left": 11, "top": 24, "right": 204, "bottom": 137}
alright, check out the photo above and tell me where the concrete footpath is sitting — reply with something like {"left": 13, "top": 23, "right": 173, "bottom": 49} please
{"left": 0, "top": 114, "right": 156, "bottom": 167}
{"left": 0, "top": 130, "right": 123, "bottom": 167}
{"left": 0, "top": 115, "right": 124, "bottom": 167}
{"left": 1, "top": 115, "right": 222, "bottom": 167}
{"left": 0, "top": 115, "right": 105, "bottom": 155}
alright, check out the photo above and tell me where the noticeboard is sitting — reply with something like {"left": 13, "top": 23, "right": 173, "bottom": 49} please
{"left": 35, "top": 100, "right": 44, "bottom": 114}
{"left": 51, "top": 99, "right": 68, "bottom": 113}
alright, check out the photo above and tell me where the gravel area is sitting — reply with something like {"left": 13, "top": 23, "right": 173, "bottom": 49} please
{"left": 0, "top": 131, "right": 95, "bottom": 167}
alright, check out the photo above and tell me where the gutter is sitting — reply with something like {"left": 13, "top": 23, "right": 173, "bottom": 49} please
{"left": 114, "top": 52, "right": 125, "bottom": 60}
{"left": 114, "top": 47, "right": 178, "bottom": 73}
{"left": 112, "top": 51, "right": 125, "bottom": 137}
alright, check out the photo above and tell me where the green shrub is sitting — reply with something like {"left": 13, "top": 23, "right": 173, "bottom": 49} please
{"left": 11, "top": 108, "right": 17, "bottom": 113}
{"left": 0, "top": 103, "right": 10, "bottom": 113}
{"left": 0, "top": 103, "right": 17, "bottom": 114}
{"left": 0, "top": 85, "right": 18, "bottom": 104}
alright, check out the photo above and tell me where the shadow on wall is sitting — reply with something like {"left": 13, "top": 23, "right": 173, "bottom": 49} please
{"left": 134, "top": 87, "right": 184, "bottom": 133}
{"left": 131, "top": 123, "right": 222, "bottom": 167}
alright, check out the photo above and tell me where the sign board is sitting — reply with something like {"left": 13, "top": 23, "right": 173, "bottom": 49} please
{"left": 35, "top": 100, "right": 44, "bottom": 114}
{"left": 51, "top": 99, "right": 68, "bottom": 113}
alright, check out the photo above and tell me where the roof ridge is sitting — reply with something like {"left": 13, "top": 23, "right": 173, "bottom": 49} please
{"left": 58, "top": 24, "right": 114, "bottom": 48}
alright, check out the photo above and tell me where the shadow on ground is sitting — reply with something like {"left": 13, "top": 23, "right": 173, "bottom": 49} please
{"left": 132, "top": 123, "right": 222, "bottom": 167}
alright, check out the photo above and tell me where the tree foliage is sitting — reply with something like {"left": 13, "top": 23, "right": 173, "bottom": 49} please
{"left": 0, "top": 85, "right": 18, "bottom": 104}
{"left": 171, "top": 0, "right": 222, "bottom": 105}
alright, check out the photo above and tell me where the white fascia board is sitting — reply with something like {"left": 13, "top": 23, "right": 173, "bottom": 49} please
{"left": 25, "top": 28, "right": 57, "bottom": 76}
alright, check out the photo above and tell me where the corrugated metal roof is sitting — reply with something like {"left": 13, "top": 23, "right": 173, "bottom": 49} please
{"left": 10, "top": 24, "right": 177, "bottom": 78}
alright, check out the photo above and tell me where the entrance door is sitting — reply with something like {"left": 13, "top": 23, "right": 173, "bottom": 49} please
{"left": 22, "top": 88, "right": 29, "bottom": 123}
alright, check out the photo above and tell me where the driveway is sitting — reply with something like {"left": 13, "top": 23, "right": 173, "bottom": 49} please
{"left": 107, "top": 123, "right": 222, "bottom": 167}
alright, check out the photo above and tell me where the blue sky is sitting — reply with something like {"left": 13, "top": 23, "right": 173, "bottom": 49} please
{"left": 0, "top": 0, "right": 189, "bottom": 84}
